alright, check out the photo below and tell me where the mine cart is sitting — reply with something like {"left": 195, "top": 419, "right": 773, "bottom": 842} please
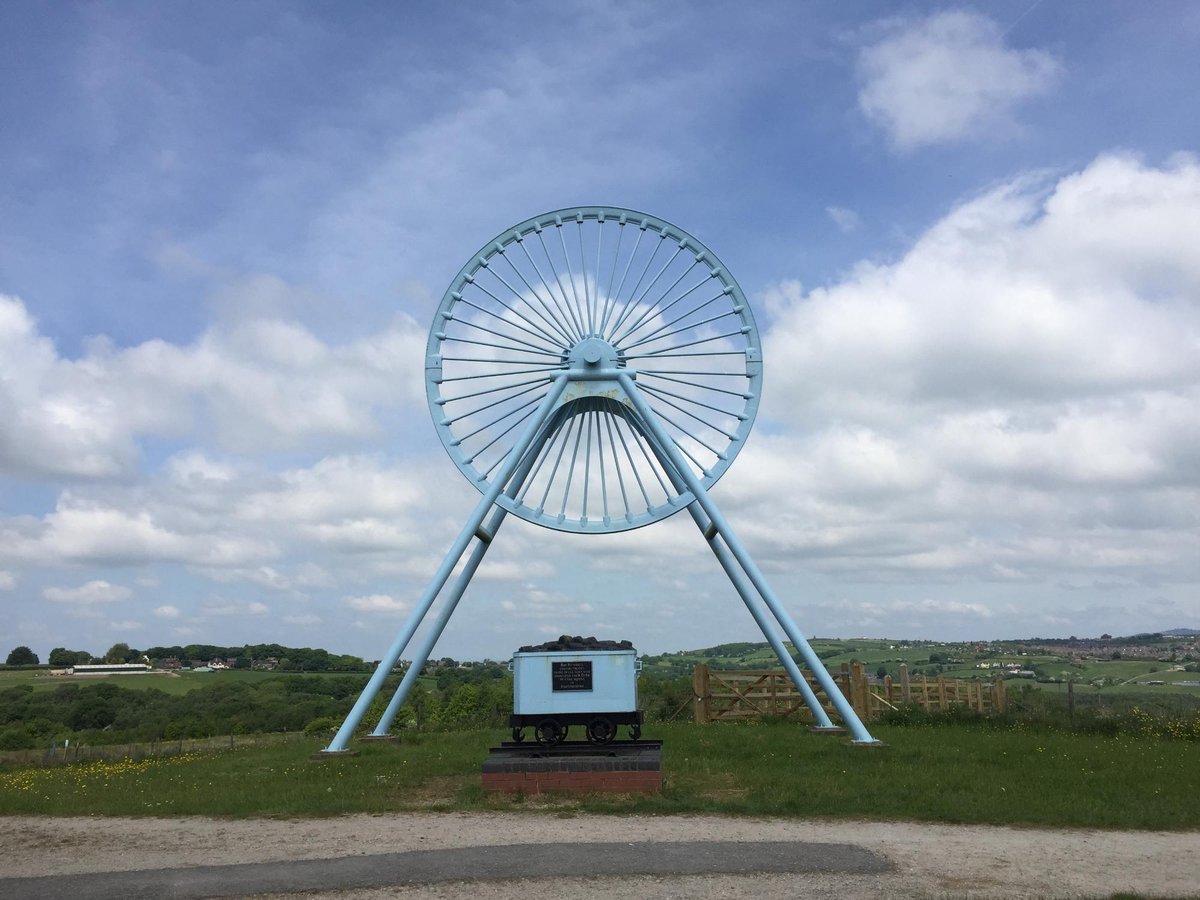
{"left": 509, "top": 636, "right": 643, "bottom": 745}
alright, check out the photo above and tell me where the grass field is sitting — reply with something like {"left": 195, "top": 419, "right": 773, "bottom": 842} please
{"left": 0, "top": 668, "right": 362, "bottom": 696}
{"left": 643, "top": 637, "right": 1200, "bottom": 698}
{"left": 1, "top": 721, "right": 1196, "bottom": 830}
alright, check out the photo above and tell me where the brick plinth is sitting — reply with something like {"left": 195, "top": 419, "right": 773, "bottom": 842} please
{"left": 481, "top": 740, "right": 662, "bottom": 795}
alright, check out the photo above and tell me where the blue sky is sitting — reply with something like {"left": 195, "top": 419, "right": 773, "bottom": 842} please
{"left": 2, "top": 1, "right": 1198, "bottom": 662}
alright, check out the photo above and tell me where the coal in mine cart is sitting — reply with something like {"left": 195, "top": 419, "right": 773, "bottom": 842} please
{"left": 509, "top": 636, "right": 643, "bottom": 745}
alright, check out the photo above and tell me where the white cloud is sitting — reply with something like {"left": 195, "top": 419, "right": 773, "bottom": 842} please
{"left": 826, "top": 206, "right": 861, "bottom": 233}
{"left": 202, "top": 600, "right": 269, "bottom": 617}
{"left": 345, "top": 593, "right": 411, "bottom": 614}
{"left": 43, "top": 579, "right": 132, "bottom": 604}
{"left": 283, "top": 613, "right": 322, "bottom": 626}
{"left": 731, "top": 154, "right": 1200, "bottom": 586}
{"left": 0, "top": 570, "right": 15, "bottom": 590}
{"left": 1, "top": 498, "right": 278, "bottom": 568}
{"left": 0, "top": 291, "right": 426, "bottom": 481}
{"left": 857, "top": 11, "right": 1061, "bottom": 149}
{"left": 153, "top": 605, "right": 180, "bottom": 619}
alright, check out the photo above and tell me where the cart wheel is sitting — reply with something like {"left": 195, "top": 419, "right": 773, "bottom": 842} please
{"left": 628, "top": 723, "right": 641, "bottom": 740}
{"left": 586, "top": 717, "right": 616, "bottom": 745}
{"left": 511, "top": 726, "right": 525, "bottom": 743}
{"left": 535, "top": 719, "right": 565, "bottom": 746}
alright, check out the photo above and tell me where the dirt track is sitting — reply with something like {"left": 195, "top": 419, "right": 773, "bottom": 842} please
{"left": 2, "top": 813, "right": 1197, "bottom": 899}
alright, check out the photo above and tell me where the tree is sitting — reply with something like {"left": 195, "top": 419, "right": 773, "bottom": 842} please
{"left": 105, "top": 642, "right": 133, "bottom": 663}
{"left": 5, "top": 646, "right": 38, "bottom": 666}
{"left": 48, "top": 648, "right": 93, "bottom": 666}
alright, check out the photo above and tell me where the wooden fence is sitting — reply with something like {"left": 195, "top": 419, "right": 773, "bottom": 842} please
{"left": 692, "top": 661, "right": 1006, "bottom": 724}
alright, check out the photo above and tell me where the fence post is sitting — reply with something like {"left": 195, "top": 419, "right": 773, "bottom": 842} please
{"left": 996, "top": 676, "right": 1007, "bottom": 712}
{"left": 937, "top": 675, "right": 948, "bottom": 711}
{"left": 849, "top": 662, "right": 868, "bottom": 720}
{"left": 693, "top": 664, "right": 711, "bottom": 724}
{"left": 839, "top": 663, "right": 852, "bottom": 701}
{"left": 899, "top": 663, "right": 911, "bottom": 704}
{"left": 883, "top": 674, "right": 894, "bottom": 708}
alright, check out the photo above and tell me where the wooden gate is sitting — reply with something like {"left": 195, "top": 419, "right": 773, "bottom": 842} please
{"left": 692, "top": 662, "right": 1006, "bottom": 724}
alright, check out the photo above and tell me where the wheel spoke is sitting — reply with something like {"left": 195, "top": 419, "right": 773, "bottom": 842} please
{"left": 536, "top": 228, "right": 585, "bottom": 340}
{"left": 468, "top": 279, "right": 567, "bottom": 348}
{"left": 597, "top": 223, "right": 645, "bottom": 337}
{"left": 639, "top": 370, "right": 750, "bottom": 398}
{"left": 450, "top": 315, "right": 562, "bottom": 355}
{"left": 440, "top": 334, "right": 563, "bottom": 358}
{"left": 604, "top": 229, "right": 665, "bottom": 340}
{"left": 509, "top": 238, "right": 580, "bottom": 344}
{"left": 610, "top": 260, "right": 706, "bottom": 345}
{"left": 457, "top": 393, "right": 544, "bottom": 449}
{"left": 438, "top": 375, "right": 554, "bottom": 406}
{"left": 602, "top": 411, "right": 632, "bottom": 519}
{"left": 485, "top": 253, "right": 577, "bottom": 347}
{"left": 558, "top": 413, "right": 587, "bottom": 518}
{"left": 453, "top": 293, "right": 567, "bottom": 349}
{"left": 442, "top": 380, "right": 551, "bottom": 428}
{"left": 641, "top": 384, "right": 740, "bottom": 439}
{"left": 557, "top": 221, "right": 587, "bottom": 338}
{"left": 537, "top": 415, "right": 579, "bottom": 514}
{"left": 618, "top": 298, "right": 737, "bottom": 352}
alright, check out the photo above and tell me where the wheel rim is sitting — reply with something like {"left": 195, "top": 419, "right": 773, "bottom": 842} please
{"left": 535, "top": 719, "right": 564, "bottom": 745}
{"left": 427, "top": 206, "right": 762, "bottom": 534}
{"left": 586, "top": 717, "right": 616, "bottom": 745}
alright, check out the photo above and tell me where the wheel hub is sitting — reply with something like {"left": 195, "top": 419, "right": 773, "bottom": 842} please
{"left": 565, "top": 337, "right": 622, "bottom": 371}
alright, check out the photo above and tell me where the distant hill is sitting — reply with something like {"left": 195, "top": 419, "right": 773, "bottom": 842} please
{"left": 1162, "top": 628, "right": 1200, "bottom": 637}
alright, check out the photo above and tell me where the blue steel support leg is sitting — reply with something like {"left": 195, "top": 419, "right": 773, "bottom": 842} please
{"left": 618, "top": 373, "right": 880, "bottom": 744}
{"left": 682, "top": 501, "right": 835, "bottom": 728}
{"left": 371, "top": 505, "right": 507, "bottom": 735}
{"left": 370, "top": 410, "right": 563, "bottom": 736}
{"left": 320, "top": 375, "right": 570, "bottom": 753}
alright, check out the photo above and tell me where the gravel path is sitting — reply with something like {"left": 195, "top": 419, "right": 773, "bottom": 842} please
{"left": 2, "top": 813, "right": 1197, "bottom": 899}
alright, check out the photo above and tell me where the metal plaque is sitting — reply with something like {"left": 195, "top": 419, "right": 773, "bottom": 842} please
{"left": 551, "top": 660, "right": 593, "bottom": 692}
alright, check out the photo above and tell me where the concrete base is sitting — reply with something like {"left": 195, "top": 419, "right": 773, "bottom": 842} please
{"left": 309, "top": 749, "right": 359, "bottom": 761}
{"left": 359, "top": 734, "right": 401, "bottom": 743}
{"left": 482, "top": 740, "right": 662, "bottom": 795}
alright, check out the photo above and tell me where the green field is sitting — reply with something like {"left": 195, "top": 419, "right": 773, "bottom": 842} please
{"left": 1, "top": 720, "right": 1196, "bottom": 830}
{"left": 643, "top": 637, "right": 1200, "bottom": 699}
{"left": 0, "top": 668, "right": 347, "bottom": 696}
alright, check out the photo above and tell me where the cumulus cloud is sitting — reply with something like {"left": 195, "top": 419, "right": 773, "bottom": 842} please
{"left": 345, "top": 593, "right": 411, "bottom": 614}
{"left": 0, "top": 291, "right": 425, "bottom": 481}
{"left": 153, "top": 605, "right": 180, "bottom": 618}
{"left": 43, "top": 579, "right": 133, "bottom": 604}
{"left": 0, "top": 453, "right": 453, "bottom": 584}
{"left": 729, "top": 153, "right": 1200, "bottom": 587}
{"left": 857, "top": 10, "right": 1061, "bottom": 149}
{"left": 0, "top": 570, "right": 14, "bottom": 590}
